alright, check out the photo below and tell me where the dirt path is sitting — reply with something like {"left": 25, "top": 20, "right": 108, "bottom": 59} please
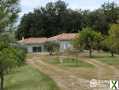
{"left": 57, "top": 55, "right": 119, "bottom": 80}
{"left": 85, "top": 58, "right": 119, "bottom": 80}
{"left": 78, "top": 53, "right": 119, "bottom": 80}
{"left": 27, "top": 56, "right": 92, "bottom": 90}
{"left": 26, "top": 55, "right": 119, "bottom": 90}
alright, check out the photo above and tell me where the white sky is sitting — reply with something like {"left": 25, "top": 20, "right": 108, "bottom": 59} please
{"left": 19, "top": 0, "right": 119, "bottom": 17}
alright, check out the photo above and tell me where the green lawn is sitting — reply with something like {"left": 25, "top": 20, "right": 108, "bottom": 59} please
{"left": 48, "top": 57, "right": 94, "bottom": 68}
{"left": 93, "top": 52, "right": 119, "bottom": 65}
{"left": 5, "top": 65, "right": 59, "bottom": 90}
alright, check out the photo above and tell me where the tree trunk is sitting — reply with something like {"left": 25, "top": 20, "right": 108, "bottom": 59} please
{"left": 111, "top": 51, "right": 114, "bottom": 57}
{"left": 0, "top": 70, "right": 4, "bottom": 90}
{"left": 49, "top": 51, "right": 53, "bottom": 56}
{"left": 89, "top": 48, "right": 92, "bottom": 58}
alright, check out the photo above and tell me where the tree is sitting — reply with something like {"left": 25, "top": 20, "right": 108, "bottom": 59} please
{"left": 88, "top": 10, "right": 110, "bottom": 35}
{"left": 104, "top": 24, "right": 119, "bottom": 57}
{"left": 0, "top": 0, "right": 22, "bottom": 90}
{"left": 0, "top": 0, "right": 20, "bottom": 32}
{"left": 45, "top": 41, "right": 59, "bottom": 55}
{"left": 0, "top": 34, "right": 26, "bottom": 90}
{"left": 0, "top": 35, "right": 26, "bottom": 90}
{"left": 81, "top": 1, "right": 119, "bottom": 35}
{"left": 102, "top": 2, "right": 119, "bottom": 24}
{"left": 16, "top": 0, "right": 83, "bottom": 39}
{"left": 74, "top": 27, "right": 102, "bottom": 57}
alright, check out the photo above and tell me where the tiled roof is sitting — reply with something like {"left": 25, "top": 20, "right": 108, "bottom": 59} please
{"left": 18, "top": 37, "right": 48, "bottom": 44}
{"left": 48, "top": 33, "right": 77, "bottom": 41}
{"left": 18, "top": 33, "right": 77, "bottom": 44}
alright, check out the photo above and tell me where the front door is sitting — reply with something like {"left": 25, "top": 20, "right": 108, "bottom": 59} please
{"left": 32, "top": 47, "right": 42, "bottom": 52}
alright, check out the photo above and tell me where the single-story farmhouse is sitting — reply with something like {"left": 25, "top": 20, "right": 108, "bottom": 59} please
{"left": 18, "top": 33, "right": 77, "bottom": 53}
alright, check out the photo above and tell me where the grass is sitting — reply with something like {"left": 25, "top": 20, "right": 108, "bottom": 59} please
{"left": 48, "top": 57, "right": 94, "bottom": 68}
{"left": 93, "top": 52, "right": 119, "bottom": 65}
{"left": 96, "top": 56, "right": 119, "bottom": 65}
{"left": 5, "top": 65, "right": 59, "bottom": 90}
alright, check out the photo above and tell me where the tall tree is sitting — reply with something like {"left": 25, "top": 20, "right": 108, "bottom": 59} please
{"left": 16, "top": 1, "right": 119, "bottom": 39}
{"left": 16, "top": 0, "right": 83, "bottom": 39}
{"left": 81, "top": 1, "right": 119, "bottom": 35}
{"left": 74, "top": 27, "right": 102, "bottom": 57}
{"left": 104, "top": 24, "right": 119, "bottom": 56}
{"left": 102, "top": 1, "right": 119, "bottom": 23}
{"left": 0, "top": 35, "right": 26, "bottom": 90}
{"left": 0, "top": 0, "right": 20, "bottom": 32}
{"left": 0, "top": 0, "right": 22, "bottom": 90}
{"left": 87, "top": 9, "right": 110, "bottom": 35}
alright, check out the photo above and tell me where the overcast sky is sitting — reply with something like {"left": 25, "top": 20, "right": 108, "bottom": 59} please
{"left": 19, "top": 0, "right": 118, "bottom": 17}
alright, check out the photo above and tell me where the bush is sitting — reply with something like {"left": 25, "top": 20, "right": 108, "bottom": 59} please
{"left": 45, "top": 41, "right": 60, "bottom": 55}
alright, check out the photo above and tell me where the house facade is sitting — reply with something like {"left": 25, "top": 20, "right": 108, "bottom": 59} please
{"left": 48, "top": 33, "right": 76, "bottom": 52}
{"left": 18, "top": 38, "right": 48, "bottom": 53}
{"left": 18, "top": 33, "right": 77, "bottom": 53}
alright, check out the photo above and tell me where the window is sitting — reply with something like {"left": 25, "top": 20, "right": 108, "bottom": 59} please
{"left": 33, "top": 47, "right": 42, "bottom": 52}
{"left": 64, "top": 43, "right": 68, "bottom": 49}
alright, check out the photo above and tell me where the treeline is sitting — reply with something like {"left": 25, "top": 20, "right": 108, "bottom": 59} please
{"left": 16, "top": 0, "right": 119, "bottom": 39}
{"left": 74, "top": 24, "right": 119, "bottom": 57}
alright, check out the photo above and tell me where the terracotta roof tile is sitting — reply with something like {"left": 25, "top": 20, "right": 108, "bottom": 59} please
{"left": 18, "top": 37, "right": 48, "bottom": 44}
{"left": 48, "top": 33, "right": 77, "bottom": 41}
{"left": 18, "top": 33, "right": 77, "bottom": 44}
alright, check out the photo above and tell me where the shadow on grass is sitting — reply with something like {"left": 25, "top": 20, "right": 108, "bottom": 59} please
{"left": 5, "top": 80, "right": 38, "bottom": 90}
{"left": 5, "top": 65, "right": 59, "bottom": 90}
{"left": 6, "top": 65, "right": 26, "bottom": 76}
{"left": 92, "top": 54, "right": 119, "bottom": 59}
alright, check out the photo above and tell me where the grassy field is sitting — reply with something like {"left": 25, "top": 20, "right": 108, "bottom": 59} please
{"left": 93, "top": 52, "right": 119, "bottom": 65}
{"left": 47, "top": 57, "right": 94, "bottom": 68}
{"left": 5, "top": 65, "right": 59, "bottom": 90}
{"left": 24, "top": 52, "right": 119, "bottom": 89}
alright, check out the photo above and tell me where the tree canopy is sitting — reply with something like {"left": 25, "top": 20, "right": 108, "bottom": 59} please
{"left": 45, "top": 41, "right": 60, "bottom": 55}
{"left": 0, "top": 0, "right": 24, "bottom": 90}
{"left": 74, "top": 27, "right": 102, "bottom": 57}
{"left": 0, "top": 0, "right": 20, "bottom": 32}
{"left": 16, "top": 0, "right": 85, "bottom": 39}
{"left": 16, "top": 1, "right": 119, "bottom": 40}
{"left": 0, "top": 36, "right": 26, "bottom": 90}
{"left": 103, "top": 24, "right": 119, "bottom": 56}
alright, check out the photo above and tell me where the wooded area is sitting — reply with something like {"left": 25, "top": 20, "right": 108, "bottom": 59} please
{"left": 16, "top": 0, "right": 119, "bottom": 39}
